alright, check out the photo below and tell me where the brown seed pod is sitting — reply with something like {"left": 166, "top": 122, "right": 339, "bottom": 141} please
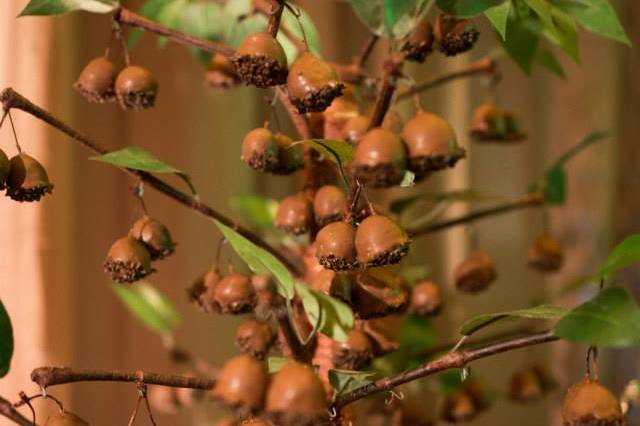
{"left": 187, "top": 267, "right": 221, "bottom": 313}
{"left": 313, "top": 185, "right": 346, "bottom": 227}
{"left": 453, "top": 252, "right": 497, "bottom": 294}
{"left": 129, "top": 215, "right": 175, "bottom": 260}
{"left": 434, "top": 14, "right": 480, "bottom": 57}
{"left": 528, "top": 234, "right": 564, "bottom": 273}
{"left": 115, "top": 65, "right": 158, "bottom": 110}
{"left": 351, "top": 128, "right": 407, "bottom": 188}
{"left": 508, "top": 364, "right": 556, "bottom": 403}
{"left": 44, "top": 411, "right": 90, "bottom": 426}
{"left": 0, "top": 148, "right": 10, "bottom": 190}
{"left": 265, "top": 361, "right": 328, "bottom": 426}
{"left": 232, "top": 32, "right": 288, "bottom": 88}
{"left": 342, "top": 115, "right": 369, "bottom": 144}
{"left": 562, "top": 377, "right": 624, "bottom": 426}
{"left": 212, "top": 354, "right": 269, "bottom": 415}
{"left": 252, "top": 274, "right": 280, "bottom": 320}
{"left": 213, "top": 272, "right": 257, "bottom": 314}
{"left": 402, "top": 112, "right": 465, "bottom": 178}
{"left": 287, "top": 53, "right": 345, "bottom": 113}
{"left": 332, "top": 329, "right": 374, "bottom": 370}
{"left": 274, "top": 132, "right": 304, "bottom": 175}
{"left": 362, "top": 316, "right": 402, "bottom": 356}
{"left": 350, "top": 271, "right": 409, "bottom": 319}
{"left": 147, "top": 385, "right": 180, "bottom": 414}
{"left": 275, "top": 193, "right": 314, "bottom": 235}
{"left": 440, "top": 391, "right": 477, "bottom": 424}
{"left": 241, "top": 128, "right": 281, "bottom": 173}
{"left": 235, "top": 319, "right": 275, "bottom": 359}
{"left": 5, "top": 153, "right": 54, "bottom": 202}
{"left": 205, "top": 53, "right": 240, "bottom": 89}
{"left": 355, "top": 215, "right": 410, "bottom": 268}
{"left": 216, "top": 417, "right": 239, "bottom": 426}
{"left": 322, "top": 89, "right": 359, "bottom": 140}
{"left": 470, "top": 101, "right": 526, "bottom": 143}
{"left": 315, "top": 221, "right": 358, "bottom": 271}
{"left": 74, "top": 56, "right": 117, "bottom": 103}
{"left": 408, "top": 280, "right": 444, "bottom": 316}
{"left": 103, "top": 236, "right": 154, "bottom": 283}
{"left": 402, "top": 19, "right": 435, "bottom": 63}
{"left": 309, "top": 269, "right": 351, "bottom": 302}
{"left": 240, "top": 419, "right": 274, "bottom": 426}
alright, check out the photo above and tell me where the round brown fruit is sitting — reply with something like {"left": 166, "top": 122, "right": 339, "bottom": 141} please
{"left": 355, "top": 215, "right": 410, "bottom": 267}
{"left": 351, "top": 128, "right": 407, "bottom": 188}
{"left": 44, "top": 411, "right": 89, "bottom": 426}
{"left": 508, "top": 364, "right": 556, "bottom": 403}
{"left": 342, "top": 115, "right": 370, "bottom": 144}
{"left": 408, "top": 280, "right": 444, "bottom": 316}
{"left": 213, "top": 273, "right": 257, "bottom": 314}
{"left": 241, "top": 128, "right": 280, "bottom": 173}
{"left": 235, "top": 319, "right": 275, "bottom": 359}
{"left": 453, "top": 252, "right": 497, "bottom": 294}
{"left": 275, "top": 193, "right": 314, "bottom": 235}
{"left": 115, "top": 65, "right": 158, "bottom": 110}
{"left": 402, "top": 19, "right": 435, "bottom": 63}
{"left": 287, "top": 53, "right": 345, "bottom": 113}
{"left": 103, "top": 235, "right": 154, "bottom": 283}
{"left": 212, "top": 355, "right": 269, "bottom": 415}
{"left": 313, "top": 185, "right": 346, "bottom": 227}
{"left": 129, "top": 215, "right": 175, "bottom": 260}
{"left": 434, "top": 14, "right": 480, "bottom": 57}
{"left": 232, "top": 32, "right": 288, "bottom": 88}
{"left": 5, "top": 153, "right": 54, "bottom": 202}
{"left": 74, "top": 57, "right": 117, "bottom": 103}
{"left": 205, "top": 53, "right": 240, "bottom": 89}
{"left": 470, "top": 101, "right": 526, "bottom": 143}
{"left": 0, "top": 148, "right": 11, "bottom": 190}
{"left": 187, "top": 266, "right": 221, "bottom": 313}
{"left": 315, "top": 221, "right": 358, "bottom": 271}
{"left": 562, "top": 377, "right": 624, "bottom": 426}
{"left": 332, "top": 329, "right": 374, "bottom": 370}
{"left": 528, "top": 234, "right": 564, "bottom": 273}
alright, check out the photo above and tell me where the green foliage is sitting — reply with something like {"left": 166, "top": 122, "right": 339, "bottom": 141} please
{"left": 328, "top": 369, "right": 376, "bottom": 397}
{"left": 294, "top": 139, "right": 354, "bottom": 186}
{"left": 230, "top": 195, "right": 278, "bottom": 231}
{"left": 19, "top": 0, "right": 118, "bottom": 16}
{"left": 341, "top": 0, "right": 428, "bottom": 37}
{"left": 555, "top": 287, "right": 640, "bottom": 347}
{"left": 296, "top": 282, "right": 354, "bottom": 342}
{"left": 0, "top": 300, "right": 13, "bottom": 377}
{"left": 267, "top": 356, "right": 287, "bottom": 373}
{"left": 399, "top": 315, "right": 435, "bottom": 353}
{"left": 460, "top": 304, "right": 566, "bottom": 336}
{"left": 400, "top": 170, "right": 416, "bottom": 188}
{"left": 438, "top": 0, "right": 504, "bottom": 17}
{"left": 112, "top": 282, "right": 180, "bottom": 335}
{"left": 595, "top": 234, "right": 640, "bottom": 280}
{"left": 484, "top": 1, "right": 511, "bottom": 40}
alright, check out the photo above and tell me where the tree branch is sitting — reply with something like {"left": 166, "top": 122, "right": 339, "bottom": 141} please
{"left": 0, "top": 396, "right": 32, "bottom": 426}
{"left": 31, "top": 367, "right": 215, "bottom": 390}
{"left": 332, "top": 330, "right": 559, "bottom": 411}
{"left": 266, "top": 0, "right": 286, "bottom": 38}
{"left": 407, "top": 192, "right": 545, "bottom": 237}
{"left": 0, "top": 87, "right": 303, "bottom": 276}
{"left": 355, "top": 34, "right": 379, "bottom": 69}
{"left": 368, "top": 53, "right": 405, "bottom": 130}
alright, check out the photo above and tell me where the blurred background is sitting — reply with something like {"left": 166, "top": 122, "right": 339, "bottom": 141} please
{"left": 0, "top": 0, "right": 638, "bottom": 424}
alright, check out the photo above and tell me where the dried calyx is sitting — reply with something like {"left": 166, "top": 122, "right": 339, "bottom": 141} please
{"left": 402, "top": 19, "right": 435, "bottom": 63}
{"left": 235, "top": 318, "right": 275, "bottom": 359}
{"left": 213, "top": 272, "right": 257, "bottom": 314}
{"left": 5, "top": 153, "right": 54, "bottom": 202}
{"left": 562, "top": 376, "right": 624, "bottom": 426}
{"left": 275, "top": 192, "right": 314, "bottom": 235}
{"left": 355, "top": 215, "right": 411, "bottom": 268}
{"left": 509, "top": 363, "right": 556, "bottom": 403}
{"left": 74, "top": 56, "right": 117, "bottom": 103}
{"left": 313, "top": 185, "right": 346, "bottom": 227}
{"left": 265, "top": 361, "right": 329, "bottom": 426}
{"left": 212, "top": 354, "right": 269, "bottom": 416}
{"left": 332, "top": 328, "right": 374, "bottom": 370}
{"left": 187, "top": 266, "right": 221, "bottom": 313}
{"left": 453, "top": 251, "right": 497, "bottom": 294}
{"left": 104, "top": 235, "right": 154, "bottom": 283}
{"left": 115, "top": 65, "right": 158, "bottom": 110}
{"left": 205, "top": 53, "right": 240, "bottom": 89}
{"left": 129, "top": 215, "right": 175, "bottom": 260}
{"left": 408, "top": 280, "right": 444, "bottom": 316}
{"left": 528, "top": 234, "right": 564, "bottom": 273}
{"left": 402, "top": 112, "right": 465, "bottom": 179}
{"left": 287, "top": 53, "right": 345, "bottom": 113}
{"left": 470, "top": 101, "right": 526, "bottom": 143}
{"left": 434, "top": 14, "right": 480, "bottom": 57}
{"left": 44, "top": 411, "right": 90, "bottom": 426}
{"left": 315, "top": 221, "right": 358, "bottom": 271}
{"left": 351, "top": 128, "right": 407, "bottom": 188}
{"left": 232, "top": 32, "right": 288, "bottom": 88}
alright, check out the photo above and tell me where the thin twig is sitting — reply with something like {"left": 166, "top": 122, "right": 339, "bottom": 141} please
{"left": 355, "top": 34, "right": 379, "bottom": 68}
{"left": 266, "top": 0, "right": 286, "bottom": 38}
{"left": 0, "top": 396, "right": 36, "bottom": 426}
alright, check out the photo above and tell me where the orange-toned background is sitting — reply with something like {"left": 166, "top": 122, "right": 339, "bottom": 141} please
{"left": 1, "top": 0, "right": 638, "bottom": 424}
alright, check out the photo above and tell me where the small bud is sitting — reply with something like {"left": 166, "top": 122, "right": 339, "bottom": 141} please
{"left": 275, "top": 193, "right": 314, "bottom": 235}
{"left": 5, "top": 153, "right": 54, "bottom": 202}
{"left": 115, "top": 65, "right": 158, "bottom": 110}
{"left": 212, "top": 355, "right": 269, "bottom": 415}
{"left": 287, "top": 53, "right": 345, "bottom": 113}
{"left": 74, "top": 57, "right": 117, "bottom": 103}
{"left": 408, "top": 280, "right": 444, "bottom": 316}
{"left": 315, "top": 221, "right": 358, "bottom": 271}
{"left": 44, "top": 411, "right": 89, "bottom": 426}
{"left": 332, "top": 329, "right": 374, "bottom": 370}
{"left": 434, "top": 14, "right": 480, "bottom": 57}
{"left": 213, "top": 273, "right": 257, "bottom": 314}
{"left": 355, "top": 215, "right": 410, "bottom": 267}
{"left": 235, "top": 319, "right": 275, "bottom": 359}
{"left": 453, "top": 252, "right": 497, "bottom": 294}
{"left": 313, "top": 185, "right": 346, "bottom": 227}
{"left": 103, "top": 236, "right": 154, "bottom": 283}
{"left": 352, "top": 128, "right": 407, "bottom": 188}
{"left": 562, "top": 377, "right": 624, "bottom": 426}
{"left": 528, "top": 234, "right": 564, "bottom": 273}
{"left": 205, "top": 54, "right": 240, "bottom": 89}
{"left": 129, "top": 215, "right": 175, "bottom": 260}
{"left": 232, "top": 32, "right": 288, "bottom": 88}
{"left": 402, "top": 19, "right": 435, "bottom": 63}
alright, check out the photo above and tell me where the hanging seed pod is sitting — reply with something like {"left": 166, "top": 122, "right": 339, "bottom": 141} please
{"left": 562, "top": 377, "right": 624, "bottom": 426}
{"left": 205, "top": 53, "right": 240, "bottom": 89}
{"left": 232, "top": 32, "right": 288, "bottom": 88}
{"left": 129, "top": 215, "right": 175, "bottom": 260}
{"left": 235, "top": 319, "right": 275, "bottom": 359}
{"left": 402, "top": 112, "right": 465, "bottom": 179}
{"left": 323, "top": 88, "right": 359, "bottom": 140}
{"left": 213, "top": 272, "right": 257, "bottom": 314}
{"left": 115, "top": 65, "right": 158, "bottom": 110}
{"left": 265, "top": 361, "right": 329, "bottom": 426}
{"left": 342, "top": 115, "right": 370, "bottom": 144}
{"left": 355, "top": 215, "right": 410, "bottom": 268}
{"left": 351, "top": 128, "right": 408, "bottom": 188}
{"left": 408, "top": 280, "right": 444, "bottom": 316}
{"left": 332, "top": 329, "right": 374, "bottom": 370}
{"left": 241, "top": 128, "right": 281, "bottom": 173}
{"left": 528, "top": 234, "right": 564, "bottom": 273}
{"left": 362, "top": 316, "right": 401, "bottom": 356}
{"left": 0, "top": 148, "right": 9, "bottom": 190}
{"left": 402, "top": 19, "right": 435, "bottom": 63}
{"left": 313, "top": 185, "right": 346, "bottom": 227}
{"left": 252, "top": 274, "right": 280, "bottom": 320}
{"left": 310, "top": 269, "right": 351, "bottom": 302}
{"left": 315, "top": 221, "right": 358, "bottom": 271}
{"left": 440, "top": 391, "right": 477, "bottom": 424}
{"left": 74, "top": 56, "right": 117, "bottom": 103}
{"left": 434, "top": 14, "right": 480, "bottom": 57}
{"left": 470, "top": 101, "right": 526, "bottom": 143}
{"left": 45, "top": 411, "right": 90, "bottom": 426}
{"left": 187, "top": 267, "right": 221, "bottom": 313}
{"left": 287, "top": 53, "right": 345, "bottom": 113}
{"left": 274, "top": 132, "right": 304, "bottom": 175}
{"left": 212, "top": 355, "right": 269, "bottom": 415}
{"left": 351, "top": 271, "right": 409, "bottom": 319}
{"left": 275, "top": 193, "right": 314, "bottom": 235}
{"left": 103, "top": 236, "right": 154, "bottom": 283}
{"left": 453, "top": 252, "right": 497, "bottom": 294}
{"left": 5, "top": 153, "right": 54, "bottom": 202}
{"left": 147, "top": 385, "right": 180, "bottom": 414}
{"left": 509, "top": 364, "right": 557, "bottom": 403}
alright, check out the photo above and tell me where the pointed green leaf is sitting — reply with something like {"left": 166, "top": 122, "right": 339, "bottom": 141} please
{"left": 535, "top": 48, "right": 566, "bottom": 78}
{"left": 555, "top": 287, "right": 640, "bottom": 347}
{"left": 460, "top": 304, "right": 567, "bottom": 336}
{"left": 485, "top": 1, "right": 511, "bottom": 40}
{"left": 437, "top": 0, "right": 505, "bottom": 17}
{"left": 596, "top": 234, "right": 640, "bottom": 279}
{"left": 19, "top": 0, "right": 118, "bottom": 16}
{"left": 230, "top": 195, "right": 278, "bottom": 231}
{"left": 555, "top": 0, "right": 630, "bottom": 45}
{"left": 328, "top": 369, "right": 376, "bottom": 396}
{"left": 296, "top": 283, "right": 354, "bottom": 342}
{"left": 500, "top": 11, "right": 540, "bottom": 73}
{"left": 0, "top": 300, "right": 14, "bottom": 377}
{"left": 542, "top": 7, "right": 580, "bottom": 62}
{"left": 112, "top": 282, "right": 181, "bottom": 335}
{"left": 294, "top": 139, "right": 354, "bottom": 186}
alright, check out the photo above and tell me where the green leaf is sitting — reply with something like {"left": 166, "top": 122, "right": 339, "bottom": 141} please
{"left": 555, "top": 0, "right": 630, "bottom": 45}
{"left": 400, "top": 315, "right": 435, "bottom": 353}
{"left": 0, "top": 300, "right": 14, "bottom": 377}
{"left": 280, "top": 6, "right": 323, "bottom": 59}
{"left": 500, "top": 10, "right": 540, "bottom": 73}
{"left": 230, "top": 195, "right": 278, "bottom": 231}
{"left": 294, "top": 139, "right": 354, "bottom": 186}
{"left": 383, "top": 0, "right": 425, "bottom": 36}
{"left": 328, "top": 369, "right": 376, "bottom": 396}
{"left": 128, "top": 0, "right": 174, "bottom": 48}
{"left": 535, "top": 48, "right": 566, "bottom": 78}
{"left": 596, "top": 234, "right": 640, "bottom": 280}
{"left": 267, "top": 356, "right": 287, "bottom": 373}
{"left": 295, "top": 283, "right": 354, "bottom": 342}
{"left": 19, "top": 0, "right": 118, "bottom": 16}
{"left": 485, "top": 1, "right": 511, "bottom": 40}
{"left": 542, "top": 6, "right": 580, "bottom": 62}
{"left": 543, "top": 166, "right": 566, "bottom": 204}
{"left": 555, "top": 287, "right": 640, "bottom": 347}
{"left": 213, "top": 219, "right": 295, "bottom": 299}
{"left": 342, "top": 1, "right": 385, "bottom": 35}
{"left": 295, "top": 282, "right": 323, "bottom": 341}
{"left": 437, "top": 0, "right": 505, "bottom": 17}
{"left": 460, "top": 304, "right": 567, "bottom": 336}
{"left": 112, "top": 282, "right": 181, "bottom": 335}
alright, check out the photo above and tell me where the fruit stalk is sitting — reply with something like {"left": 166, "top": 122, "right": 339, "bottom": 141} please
{"left": 0, "top": 396, "right": 32, "bottom": 426}
{"left": 266, "top": 0, "right": 285, "bottom": 38}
